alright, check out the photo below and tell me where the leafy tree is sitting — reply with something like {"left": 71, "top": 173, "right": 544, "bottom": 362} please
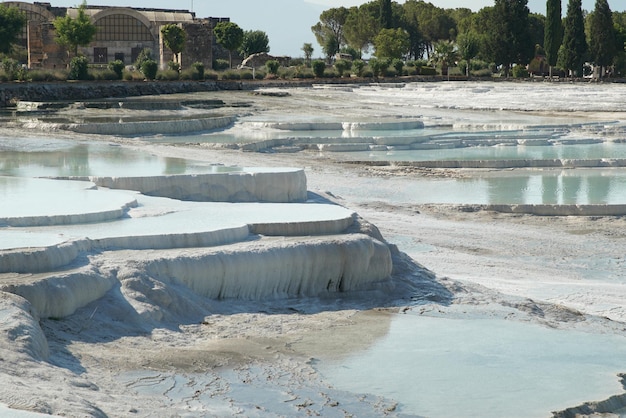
{"left": 344, "top": 5, "right": 379, "bottom": 58}
{"left": 485, "top": 0, "right": 533, "bottom": 77}
{"left": 379, "top": 0, "right": 393, "bottom": 29}
{"left": 430, "top": 40, "right": 459, "bottom": 75}
{"left": 560, "top": 0, "right": 587, "bottom": 77}
{"left": 402, "top": 0, "right": 456, "bottom": 58}
{"left": 302, "top": 43, "right": 314, "bottom": 66}
{"left": 401, "top": 1, "right": 427, "bottom": 60}
{"left": 0, "top": 5, "right": 26, "bottom": 55}
{"left": 240, "top": 30, "right": 270, "bottom": 58}
{"left": 311, "top": 7, "right": 349, "bottom": 61}
{"left": 161, "top": 24, "right": 186, "bottom": 65}
{"left": 374, "top": 28, "right": 410, "bottom": 59}
{"left": 544, "top": 0, "right": 563, "bottom": 74}
{"left": 214, "top": 21, "right": 244, "bottom": 68}
{"left": 53, "top": 1, "right": 96, "bottom": 59}
{"left": 457, "top": 31, "right": 481, "bottom": 76}
{"left": 589, "top": 0, "right": 616, "bottom": 76}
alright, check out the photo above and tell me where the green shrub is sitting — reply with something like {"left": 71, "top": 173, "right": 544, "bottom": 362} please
{"left": 265, "top": 59, "right": 280, "bottom": 75}
{"left": 512, "top": 65, "right": 529, "bottom": 78}
{"left": 123, "top": 70, "right": 144, "bottom": 81}
{"left": 334, "top": 59, "right": 351, "bottom": 77}
{"left": 191, "top": 62, "right": 205, "bottom": 80}
{"left": 293, "top": 66, "right": 314, "bottom": 79}
{"left": 91, "top": 69, "right": 119, "bottom": 80}
{"left": 384, "top": 67, "right": 398, "bottom": 77}
{"left": 2, "top": 58, "right": 19, "bottom": 80}
{"left": 368, "top": 58, "right": 385, "bottom": 77}
{"left": 221, "top": 70, "right": 241, "bottom": 80}
{"left": 107, "top": 60, "right": 124, "bottom": 79}
{"left": 240, "top": 70, "right": 254, "bottom": 80}
{"left": 391, "top": 59, "right": 404, "bottom": 75}
{"left": 167, "top": 61, "right": 180, "bottom": 72}
{"left": 69, "top": 55, "right": 89, "bottom": 80}
{"left": 419, "top": 66, "right": 437, "bottom": 76}
{"left": 140, "top": 59, "right": 158, "bottom": 80}
{"left": 312, "top": 60, "right": 326, "bottom": 77}
{"left": 0, "top": 72, "right": 8, "bottom": 82}
{"left": 156, "top": 69, "right": 179, "bottom": 81}
{"left": 205, "top": 71, "right": 219, "bottom": 80}
{"left": 323, "top": 68, "right": 338, "bottom": 78}
{"left": 134, "top": 48, "right": 153, "bottom": 69}
{"left": 213, "top": 59, "right": 229, "bottom": 71}
{"left": 180, "top": 68, "right": 197, "bottom": 80}
{"left": 352, "top": 59, "right": 365, "bottom": 77}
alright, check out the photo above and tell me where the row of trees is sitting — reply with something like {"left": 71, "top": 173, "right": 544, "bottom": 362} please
{"left": 0, "top": 1, "right": 271, "bottom": 74}
{"left": 311, "top": 0, "right": 626, "bottom": 78}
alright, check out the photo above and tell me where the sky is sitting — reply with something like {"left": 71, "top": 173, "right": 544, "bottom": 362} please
{"left": 49, "top": 0, "right": 602, "bottom": 57}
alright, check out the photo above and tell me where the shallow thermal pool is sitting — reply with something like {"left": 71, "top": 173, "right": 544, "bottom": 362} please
{"left": 318, "top": 312, "right": 626, "bottom": 418}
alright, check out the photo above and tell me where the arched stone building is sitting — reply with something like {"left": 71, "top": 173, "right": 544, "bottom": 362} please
{"left": 4, "top": 1, "right": 224, "bottom": 70}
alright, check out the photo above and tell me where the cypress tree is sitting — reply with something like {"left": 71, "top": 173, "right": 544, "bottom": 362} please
{"left": 589, "top": 0, "right": 616, "bottom": 77}
{"left": 380, "top": 0, "right": 393, "bottom": 29}
{"left": 561, "top": 0, "right": 587, "bottom": 77}
{"left": 544, "top": 0, "right": 563, "bottom": 76}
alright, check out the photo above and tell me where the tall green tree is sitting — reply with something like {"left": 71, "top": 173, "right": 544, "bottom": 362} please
{"left": 589, "top": 0, "right": 616, "bottom": 77}
{"left": 457, "top": 31, "right": 481, "bottom": 76}
{"left": 311, "top": 7, "right": 349, "bottom": 62}
{"left": 239, "top": 30, "right": 270, "bottom": 58}
{"left": 544, "top": 0, "right": 563, "bottom": 76}
{"left": 302, "top": 43, "right": 314, "bottom": 66}
{"left": 560, "top": 0, "right": 587, "bottom": 77}
{"left": 401, "top": 1, "right": 427, "bottom": 60}
{"left": 213, "top": 21, "right": 244, "bottom": 68}
{"left": 373, "top": 27, "right": 410, "bottom": 59}
{"left": 379, "top": 0, "right": 393, "bottom": 29}
{"left": 486, "top": 0, "right": 533, "bottom": 77}
{"left": 53, "top": 1, "right": 96, "bottom": 59}
{"left": 344, "top": 5, "right": 379, "bottom": 58}
{"left": 0, "top": 5, "right": 26, "bottom": 55}
{"left": 160, "top": 24, "right": 186, "bottom": 65}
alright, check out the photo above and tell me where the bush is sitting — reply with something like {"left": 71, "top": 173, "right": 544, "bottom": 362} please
{"left": 204, "top": 71, "right": 219, "bottom": 80}
{"left": 368, "top": 58, "right": 385, "bottom": 77}
{"left": 91, "top": 69, "right": 119, "bottom": 80}
{"left": 134, "top": 48, "right": 153, "bottom": 69}
{"left": 265, "top": 59, "right": 280, "bottom": 75}
{"left": 69, "top": 55, "right": 89, "bottom": 80}
{"left": 2, "top": 58, "right": 19, "bottom": 80}
{"left": 391, "top": 59, "right": 404, "bottom": 75}
{"left": 512, "top": 65, "right": 529, "bottom": 78}
{"left": 107, "top": 60, "right": 125, "bottom": 79}
{"left": 352, "top": 59, "right": 365, "bottom": 77}
{"left": 213, "top": 59, "right": 229, "bottom": 71}
{"left": 323, "top": 68, "right": 338, "bottom": 78}
{"left": 140, "top": 59, "right": 158, "bottom": 80}
{"left": 167, "top": 61, "right": 180, "bottom": 72}
{"left": 123, "top": 70, "right": 144, "bottom": 81}
{"left": 191, "top": 62, "right": 205, "bottom": 80}
{"left": 419, "top": 66, "right": 437, "bottom": 76}
{"left": 312, "top": 60, "right": 326, "bottom": 77}
{"left": 180, "top": 68, "right": 198, "bottom": 80}
{"left": 240, "top": 70, "right": 254, "bottom": 80}
{"left": 221, "top": 70, "right": 241, "bottom": 80}
{"left": 156, "top": 69, "right": 179, "bottom": 81}
{"left": 293, "top": 66, "right": 314, "bottom": 79}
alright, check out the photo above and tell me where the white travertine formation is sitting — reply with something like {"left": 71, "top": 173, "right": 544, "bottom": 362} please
{"left": 89, "top": 170, "right": 308, "bottom": 202}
